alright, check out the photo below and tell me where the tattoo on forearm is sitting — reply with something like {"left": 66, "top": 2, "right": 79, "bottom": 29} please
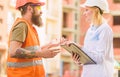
{"left": 12, "top": 48, "right": 38, "bottom": 59}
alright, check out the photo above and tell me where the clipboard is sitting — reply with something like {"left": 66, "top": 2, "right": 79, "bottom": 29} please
{"left": 61, "top": 43, "right": 96, "bottom": 65}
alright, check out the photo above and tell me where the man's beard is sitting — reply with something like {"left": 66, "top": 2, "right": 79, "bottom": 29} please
{"left": 31, "top": 13, "right": 43, "bottom": 27}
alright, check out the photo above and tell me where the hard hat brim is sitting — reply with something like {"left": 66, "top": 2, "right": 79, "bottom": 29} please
{"left": 80, "top": 4, "right": 86, "bottom": 8}
{"left": 80, "top": 3, "right": 94, "bottom": 8}
{"left": 79, "top": 4, "right": 110, "bottom": 13}
{"left": 34, "top": 2, "right": 45, "bottom": 6}
{"left": 16, "top": 2, "right": 45, "bottom": 9}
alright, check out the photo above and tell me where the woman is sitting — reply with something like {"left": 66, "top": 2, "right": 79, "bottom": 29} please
{"left": 72, "top": 0, "right": 114, "bottom": 77}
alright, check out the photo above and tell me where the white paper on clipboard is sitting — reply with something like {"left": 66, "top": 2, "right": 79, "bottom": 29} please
{"left": 61, "top": 43, "right": 96, "bottom": 65}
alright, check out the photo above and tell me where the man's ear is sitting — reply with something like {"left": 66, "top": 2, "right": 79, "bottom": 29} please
{"left": 27, "top": 5, "right": 33, "bottom": 13}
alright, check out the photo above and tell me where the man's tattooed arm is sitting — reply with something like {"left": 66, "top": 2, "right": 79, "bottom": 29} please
{"left": 12, "top": 48, "right": 39, "bottom": 59}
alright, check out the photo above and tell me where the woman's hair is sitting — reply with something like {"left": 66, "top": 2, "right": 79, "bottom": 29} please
{"left": 92, "top": 6, "right": 104, "bottom": 26}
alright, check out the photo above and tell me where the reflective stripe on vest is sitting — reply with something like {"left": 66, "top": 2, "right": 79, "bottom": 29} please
{"left": 24, "top": 46, "right": 39, "bottom": 52}
{"left": 7, "top": 60, "right": 42, "bottom": 68}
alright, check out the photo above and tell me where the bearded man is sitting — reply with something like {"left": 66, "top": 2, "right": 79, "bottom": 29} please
{"left": 7, "top": 0, "right": 64, "bottom": 77}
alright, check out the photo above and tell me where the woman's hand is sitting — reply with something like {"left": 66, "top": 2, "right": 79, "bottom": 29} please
{"left": 72, "top": 52, "right": 81, "bottom": 65}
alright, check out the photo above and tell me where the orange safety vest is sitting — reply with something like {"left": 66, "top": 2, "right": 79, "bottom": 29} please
{"left": 7, "top": 18, "right": 45, "bottom": 77}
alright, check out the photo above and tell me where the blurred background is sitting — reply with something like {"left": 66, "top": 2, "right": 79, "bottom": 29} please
{"left": 0, "top": 0, "right": 120, "bottom": 77}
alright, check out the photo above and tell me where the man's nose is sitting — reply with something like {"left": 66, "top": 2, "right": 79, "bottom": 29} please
{"left": 83, "top": 12, "right": 87, "bottom": 16}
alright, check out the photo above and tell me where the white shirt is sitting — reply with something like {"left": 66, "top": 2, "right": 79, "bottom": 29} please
{"left": 81, "top": 22, "right": 114, "bottom": 77}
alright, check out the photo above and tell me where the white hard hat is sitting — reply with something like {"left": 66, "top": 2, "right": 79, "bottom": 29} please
{"left": 80, "top": 0, "right": 109, "bottom": 13}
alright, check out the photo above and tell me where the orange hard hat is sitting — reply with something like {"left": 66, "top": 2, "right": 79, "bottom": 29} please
{"left": 16, "top": 0, "right": 45, "bottom": 9}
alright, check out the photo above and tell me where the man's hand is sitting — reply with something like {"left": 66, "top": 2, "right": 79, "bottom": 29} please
{"left": 37, "top": 42, "right": 61, "bottom": 58}
{"left": 38, "top": 38, "right": 67, "bottom": 58}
